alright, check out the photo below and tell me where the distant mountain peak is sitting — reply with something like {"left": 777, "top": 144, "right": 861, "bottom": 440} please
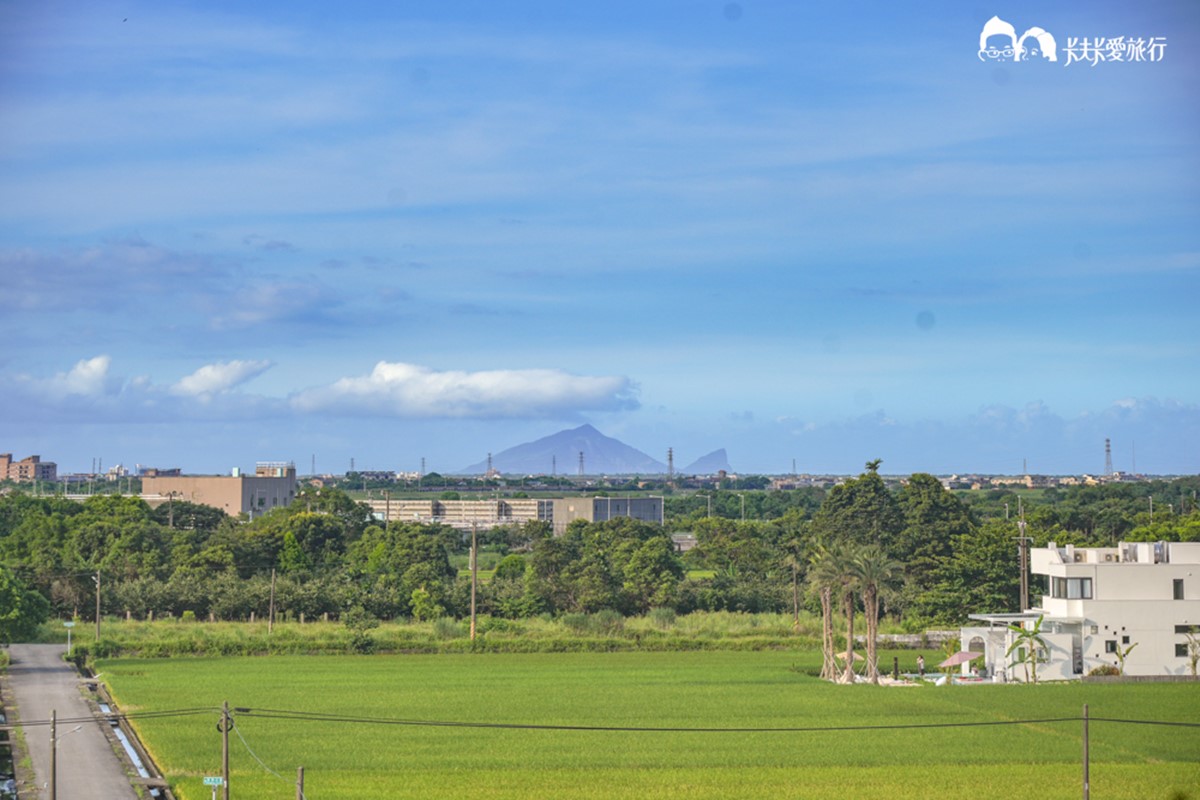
{"left": 683, "top": 448, "right": 732, "bottom": 475}
{"left": 458, "top": 425, "right": 667, "bottom": 475}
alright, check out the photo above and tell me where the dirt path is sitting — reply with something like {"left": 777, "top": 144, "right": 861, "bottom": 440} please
{"left": 5, "top": 644, "right": 138, "bottom": 799}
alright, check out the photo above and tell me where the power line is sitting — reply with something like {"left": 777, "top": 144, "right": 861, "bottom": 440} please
{"left": 231, "top": 707, "right": 1200, "bottom": 733}
{"left": 20, "top": 706, "right": 1199, "bottom": 735}
{"left": 16, "top": 708, "right": 216, "bottom": 727}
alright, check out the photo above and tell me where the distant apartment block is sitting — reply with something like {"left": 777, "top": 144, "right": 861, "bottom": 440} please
{"left": 0, "top": 453, "right": 57, "bottom": 483}
{"left": 364, "top": 496, "right": 664, "bottom": 533}
{"left": 142, "top": 462, "right": 297, "bottom": 518}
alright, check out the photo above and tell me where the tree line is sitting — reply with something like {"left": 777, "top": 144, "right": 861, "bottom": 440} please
{"left": 1, "top": 468, "right": 1197, "bottom": 642}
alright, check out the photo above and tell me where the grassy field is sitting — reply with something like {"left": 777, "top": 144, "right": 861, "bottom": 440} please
{"left": 54, "top": 612, "right": 838, "bottom": 657}
{"left": 100, "top": 651, "right": 1199, "bottom": 800}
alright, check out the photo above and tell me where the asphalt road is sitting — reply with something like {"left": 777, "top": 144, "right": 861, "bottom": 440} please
{"left": 5, "top": 644, "right": 138, "bottom": 799}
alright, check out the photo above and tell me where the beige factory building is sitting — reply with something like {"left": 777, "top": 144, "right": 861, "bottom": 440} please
{"left": 142, "top": 462, "right": 297, "bottom": 518}
{"left": 364, "top": 495, "right": 663, "bottom": 533}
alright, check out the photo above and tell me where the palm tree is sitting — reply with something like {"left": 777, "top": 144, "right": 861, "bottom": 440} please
{"left": 811, "top": 544, "right": 868, "bottom": 690}
{"left": 806, "top": 544, "right": 842, "bottom": 680}
{"left": 833, "top": 543, "right": 863, "bottom": 684}
{"left": 783, "top": 549, "right": 804, "bottom": 633}
{"left": 852, "top": 546, "right": 902, "bottom": 684}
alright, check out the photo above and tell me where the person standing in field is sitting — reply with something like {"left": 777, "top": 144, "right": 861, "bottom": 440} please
{"left": 917, "top": 655, "right": 925, "bottom": 677}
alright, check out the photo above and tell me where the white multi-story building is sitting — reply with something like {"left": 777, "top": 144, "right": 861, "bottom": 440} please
{"left": 962, "top": 541, "right": 1199, "bottom": 681}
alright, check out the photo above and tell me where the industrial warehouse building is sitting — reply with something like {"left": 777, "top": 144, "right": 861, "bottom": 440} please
{"left": 363, "top": 495, "right": 664, "bottom": 534}
{"left": 141, "top": 462, "right": 298, "bottom": 519}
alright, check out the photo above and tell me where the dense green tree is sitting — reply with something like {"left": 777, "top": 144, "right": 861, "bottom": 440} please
{"left": 149, "top": 500, "right": 226, "bottom": 532}
{"left": 910, "top": 520, "right": 1021, "bottom": 625}
{"left": 895, "top": 474, "right": 975, "bottom": 612}
{"left": 810, "top": 462, "right": 904, "bottom": 553}
{"left": 345, "top": 522, "right": 457, "bottom": 617}
{"left": 0, "top": 564, "right": 50, "bottom": 643}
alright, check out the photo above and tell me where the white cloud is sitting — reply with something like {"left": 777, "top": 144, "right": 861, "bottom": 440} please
{"left": 172, "top": 360, "right": 272, "bottom": 396}
{"left": 1, "top": 355, "right": 283, "bottom": 424}
{"left": 291, "top": 361, "right": 638, "bottom": 418}
{"left": 19, "top": 355, "right": 117, "bottom": 398}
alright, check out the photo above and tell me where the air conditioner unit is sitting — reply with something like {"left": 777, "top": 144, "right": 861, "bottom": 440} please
{"left": 1074, "top": 553, "right": 1085, "bottom": 562}
{"left": 1104, "top": 553, "right": 1115, "bottom": 562}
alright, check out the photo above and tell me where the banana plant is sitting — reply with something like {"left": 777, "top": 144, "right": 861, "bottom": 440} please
{"left": 1114, "top": 641, "right": 1138, "bottom": 675}
{"left": 1005, "top": 615, "right": 1047, "bottom": 683}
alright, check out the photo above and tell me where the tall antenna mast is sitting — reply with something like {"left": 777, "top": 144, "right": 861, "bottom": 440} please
{"left": 420, "top": 456, "right": 426, "bottom": 477}
{"left": 667, "top": 447, "right": 674, "bottom": 481}
{"left": 552, "top": 455, "right": 556, "bottom": 476}
{"left": 1104, "top": 438, "right": 1113, "bottom": 476}
{"left": 578, "top": 451, "right": 585, "bottom": 477}
{"left": 487, "top": 452, "right": 493, "bottom": 476}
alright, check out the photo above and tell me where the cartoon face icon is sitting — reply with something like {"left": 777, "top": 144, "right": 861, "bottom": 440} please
{"left": 979, "top": 16, "right": 1018, "bottom": 61}
{"left": 981, "top": 34, "right": 1015, "bottom": 60}
{"left": 1016, "top": 28, "right": 1058, "bottom": 62}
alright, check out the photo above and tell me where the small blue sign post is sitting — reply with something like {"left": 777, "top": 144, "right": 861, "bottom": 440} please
{"left": 203, "top": 775, "right": 224, "bottom": 800}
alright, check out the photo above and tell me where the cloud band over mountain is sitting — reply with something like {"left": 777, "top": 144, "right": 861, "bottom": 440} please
{"left": 289, "top": 361, "right": 638, "bottom": 418}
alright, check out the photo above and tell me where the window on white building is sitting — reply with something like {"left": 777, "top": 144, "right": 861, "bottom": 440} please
{"left": 1051, "top": 577, "right": 1093, "bottom": 599}
{"left": 1174, "top": 579, "right": 1185, "bottom": 600}
{"left": 1104, "top": 640, "right": 1117, "bottom": 653}
{"left": 1176, "top": 644, "right": 1189, "bottom": 658}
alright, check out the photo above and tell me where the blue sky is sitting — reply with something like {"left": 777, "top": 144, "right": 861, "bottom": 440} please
{"left": 1, "top": 1, "right": 1197, "bottom": 476}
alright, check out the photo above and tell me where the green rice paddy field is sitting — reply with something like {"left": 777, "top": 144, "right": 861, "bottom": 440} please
{"left": 100, "top": 651, "right": 1199, "bottom": 800}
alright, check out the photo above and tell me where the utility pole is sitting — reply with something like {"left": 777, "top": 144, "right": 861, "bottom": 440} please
{"left": 1016, "top": 503, "right": 1030, "bottom": 612}
{"left": 1082, "top": 704, "right": 1090, "bottom": 800}
{"left": 49, "top": 709, "right": 56, "bottom": 800}
{"left": 94, "top": 571, "right": 102, "bottom": 641}
{"left": 268, "top": 568, "right": 277, "bottom": 635}
{"left": 221, "top": 702, "right": 231, "bottom": 800}
{"left": 384, "top": 489, "right": 391, "bottom": 524}
{"left": 469, "top": 522, "right": 478, "bottom": 642}
{"left": 791, "top": 560, "right": 800, "bottom": 631}
{"left": 296, "top": 766, "right": 304, "bottom": 800}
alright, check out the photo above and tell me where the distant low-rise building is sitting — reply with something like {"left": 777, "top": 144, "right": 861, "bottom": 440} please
{"left": 364, "top": 495, "right": 664, "bottom": 534}
{"left": 142, "top": 462, "right": 297, "bottom": 518}
{"left": 0, "top": 453, "right": 57, "bottom": 483}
